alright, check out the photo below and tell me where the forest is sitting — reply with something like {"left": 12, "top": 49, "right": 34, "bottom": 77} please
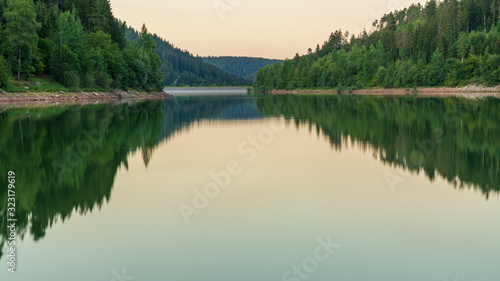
{"left": 0, "top": 0, "right": 166, "bottom": 91}
{"left": 203, "top": 56, "right": 283, "bottom": 82}
{"left": 126, "top": 30, "right": 249, "bottom": 87}
{"left": 0, "top": 0, "right": 246, "bottom": 91}
{"left": 254, "top": 0, "right": 500, "bottom": 92}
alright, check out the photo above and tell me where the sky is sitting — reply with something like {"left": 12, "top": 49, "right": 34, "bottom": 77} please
{"left": 110, "top": 0, "right": 427, "bottom": 60}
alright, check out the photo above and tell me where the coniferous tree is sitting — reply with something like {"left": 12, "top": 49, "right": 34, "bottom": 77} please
{"left": 50, "top": 10, "right": 86, "bottom": 88}
{"left": 254, "top": 0, "right": 500, "bottom": 91}
{"left": 138, "top": 24, "right": 163, "bottom": 90}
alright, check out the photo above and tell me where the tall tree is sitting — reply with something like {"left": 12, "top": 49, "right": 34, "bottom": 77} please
{"left": 3, "top": 0, "right": 40, "bottom": 80}
{"left": 50, "top": 10, "right": 86, "bottom": 88}
{"left": 137, "top": 24, "right": 163, "bottom": 90}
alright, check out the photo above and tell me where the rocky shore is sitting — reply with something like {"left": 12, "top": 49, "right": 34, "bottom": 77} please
{"left": 0, "top": 89, "right": 171, "bottom": 104}
{"left": 270, "top": 84, "right": 500, "bottom": 98}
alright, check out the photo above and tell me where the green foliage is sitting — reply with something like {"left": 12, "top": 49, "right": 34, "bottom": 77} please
{"left": 64, "top": 0, "right": 127, "bottom": 49}
{"left": 0, "top": 0, "right": 165, "bottom": 90}
{"left": 86, "top": 31, "right": 124, "bottom": 87}
{"left": 0, "top": 0, "right": 253, "bottom": 89}
{"left": 254, "top": 0, "right": 500, "bottom": 90}
{"left": 427, "top": 49, "right": 445, "bottom": 85}
{"left": 203, "top": 56, "right": 283, "bottom": 80}
{"left": 50, "top": 11, "right": 85, "bottom": 88}
{"left": 0, "top": 55, "right": 8, "bottom": 88}
{"left": 126, "top": 28, "right": 248, "bottom": 87}
{"left": 3, "top": 76, "right": 68, "bottom": 92}
{"left": 137, "top": 24, "right": 163, "bottom": 90}
{"left": 3, "top": 0, "right": 40, "bottom": 79}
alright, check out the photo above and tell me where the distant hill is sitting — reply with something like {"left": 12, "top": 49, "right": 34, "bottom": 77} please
{"left": 203, "top": 56, "right": 283, "bottom": 80}
{"left": 125, "top": 29, "right": 248, "bottom": 87}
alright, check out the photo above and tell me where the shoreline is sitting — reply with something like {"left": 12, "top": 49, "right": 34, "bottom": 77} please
{"left": 0, "top": 90, "right": 171, "bottom": 104}
{"left": 269, "top": 85, "right": 500, "bottom": 98}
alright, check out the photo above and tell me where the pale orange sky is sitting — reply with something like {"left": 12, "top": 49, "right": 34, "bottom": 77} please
{"left": 110, "top": 0, "right": 427, "bottom": 60}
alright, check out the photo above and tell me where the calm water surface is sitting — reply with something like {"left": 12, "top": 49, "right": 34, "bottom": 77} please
{"left": 0, "top": 94, "right": 499, "bottom": 281}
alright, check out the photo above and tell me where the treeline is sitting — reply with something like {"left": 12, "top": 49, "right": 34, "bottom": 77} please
{"left": 255, "top": 0, "right": 500, "bottom": 91}
{"left": 126, "top": 29, "right": 248, "bottom": 87}
{"left": 203, "top": 56, "right": 283, "bottom": 80}
{"left": 0, "top": 0, "right": 163, "bottom": 90}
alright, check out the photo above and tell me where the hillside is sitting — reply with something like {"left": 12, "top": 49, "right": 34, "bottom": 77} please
{"left": 126, "top": 29, "right": 248, "bottom": 87}
{"left": 254, "top": 0, "right": 500, "bottom": 91}
{"left": 203, "top": 56, "right": 283, "bottom": 80}
{"left": 0, "top": 0, "right": 248, "bottom": 92}
{"left": 0, "top": 0, "right": 163, "bottom": 91}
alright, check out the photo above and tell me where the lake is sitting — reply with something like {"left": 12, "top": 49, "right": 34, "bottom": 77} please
{"left": 164, "top": 87, "right": 248, "bottom": 96}
{"left": 1, "top": 94, "right": 499, "bottom": 281}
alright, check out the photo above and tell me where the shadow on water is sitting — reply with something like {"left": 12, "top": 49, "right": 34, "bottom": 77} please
{"left": 0, "top": 94, "right": 499, "bottom": 258}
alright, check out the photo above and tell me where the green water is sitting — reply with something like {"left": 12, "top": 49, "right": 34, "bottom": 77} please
{"left": 0, "top": 95, "right": 499, "bottom": 281}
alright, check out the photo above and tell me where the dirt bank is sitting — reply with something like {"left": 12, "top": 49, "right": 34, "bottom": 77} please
{"left": 0, "top": 89, "right": 171, "bottom": 104}
{"left": 270, "top": 85, "right": 500, "bottom": 98}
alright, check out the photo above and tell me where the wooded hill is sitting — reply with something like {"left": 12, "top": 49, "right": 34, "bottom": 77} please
{"left": 0, "top": 0, "right": 247, "bottom": 91}
{"left": 203, "top": 56, "right": 283, "bottom": 82}
{"left": 0, "top": 0, "right": 164, "bottom": 91}
{"left": 125, "top": 29, "right": 248, "bottom": 87}
{"left": 254, "top": 0, "right": 500, "bottom": 91}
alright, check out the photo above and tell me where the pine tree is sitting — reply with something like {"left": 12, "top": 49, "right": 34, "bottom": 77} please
{"left": 50, "top": 11, "right": 86, "bottom": 88}
{"left": 427, "top": 49, "right": 445, "bottom": 85}
{"left": 137, "top": 24, "right": 163, "bottom": 90}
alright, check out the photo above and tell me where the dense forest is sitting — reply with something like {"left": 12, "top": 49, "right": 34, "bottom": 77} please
{"left": 203, "top": 56, "right": 283, "bottom": 82}
{"left": 0, "top": 0, "right": 164, "bottom": 91}
{"left": 254, "top": 0, "right": 500, "bottom": 91}
{"left": 0, "top": 0, "right": 246, "bottom": 91}
{"left": 126, "top": 29, "right": 248, "bottom": 87}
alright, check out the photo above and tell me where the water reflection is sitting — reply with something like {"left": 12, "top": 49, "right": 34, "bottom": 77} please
{"left": 0, "top": 101, "right": 165, "bottom": 260}
{"left": 256, "top": 95, "right": 500, "bottom": 198}
{"left": 0, "top": 96, "right": 264, "bottom": 260}
{"left": 0, "top": 94, "right": 499, "bottom": 262}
